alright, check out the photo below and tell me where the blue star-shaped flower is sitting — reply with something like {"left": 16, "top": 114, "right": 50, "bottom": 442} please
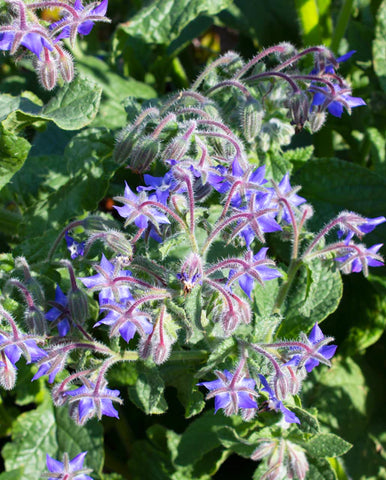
{"left": 198, "top": 369, "right": 258, "bottom": 415}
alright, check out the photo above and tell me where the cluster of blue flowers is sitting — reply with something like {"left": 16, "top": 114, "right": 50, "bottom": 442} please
{"left": 0, "top": 0, "right": 110, "bottom": 89}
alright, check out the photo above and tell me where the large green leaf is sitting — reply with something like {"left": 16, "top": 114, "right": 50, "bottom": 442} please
{"left": 127, "top": 362, "right": 168, "bottom": 414}
{"left": 114, "top": 0, "right": 232, "bottom": 50}
{"left": 2, "top": 400, "right": 104, "bottom": 480}
{"left": 278, "top": 259, "right": 343, "bottom": 337}
{"left": 76, "top": 55, "right": 157, "bottom": 129}
{"left": 0, "top": 125, "right": 31, "bottom": 192}
{"left": 15, "top": 128, "right": 115, "bottom": 262}
{"left": 0, "top": 76, "right": 102, "bottom": 132}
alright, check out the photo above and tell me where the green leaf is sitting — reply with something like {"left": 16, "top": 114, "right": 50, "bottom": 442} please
{"left": 16, "top": 128, "right": 115, "bottom": 262}
{"left": 76, "top": 55, "right": 157, "bottom": 129}
{"left": 127, "top": 362, "right": 167, "bottom": 414}
{"left": 0, "top": 76, "right": 102, "bottom": 132}
{"left": 0, "top": 469, "right": 24, "bottom": 480}
{"left": 160, "top": 363, "right": 205, "bottom": 418}
{"left": 294, "top": 158, "right": 386, "bottom": 245}
{"left": 306, "top": 433, "right": 352, "bottom": 458}
{"left": 283, "top": 145, "right": 315, "bottom": 170}
{"left": 175, "top": 411, "right": 241, "bottom": 467}
{"left": 307, "top": 457, "right": 337, "bottom": 480}
{"left": 1, "top": 400, "right": 104, "bottom": 480}
{"left": 114, "top": 0, "right": 232, "bottom": 51}
{"left": 278, "top": 260, "right": 343, "bottom": 337}
{"left": 291, "top": 406, "right": 320, "bottom": 434}
{"left": 0, "top": 125, "right": 31, "bottom": 191}
{"left": 373, "top": 0, "right": 386, "bottom": 92}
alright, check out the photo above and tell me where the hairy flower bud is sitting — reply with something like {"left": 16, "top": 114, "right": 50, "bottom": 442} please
{"left": 113, "top": 126, "right": 140, "bottom": 165}
{"left": 273, "top": 372, "right": 289, "bottom": 400}
{"left": 35, "top": 51, "right": 58, "bottom": 91}
{"left": 240, "top": 97, "right": 264, "bottom": 142}
{"left": 251, "top": 439, "right": 277, "bottom": 461}
{"left": 287, "top": 92, "right": 310, "bottom": 130}
{"left": 129, "top": 136, "right": 160, "bottom": 173}
{"left": 68, "top": 287, "right": 88, "bottom": 325}
{"left": 0, "top": 355, "right": 17, "bottom": 390}
{"left": 178, "top": 253, "right": 203, "bottom": 294}
{"left": 57, "top": 48, "right": 74, "bottom": 83}
{"left": 286, "top": 442, "right": 309, "bottom": 480}
{"left": 308, "top": 111, "right": 326, "bottom": 133}
{"left": 25, "top": 305, "right": 47, "bottom": 335}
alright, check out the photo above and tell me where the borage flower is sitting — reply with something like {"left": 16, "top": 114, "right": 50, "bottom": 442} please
{"left": 336, "top": 243, "right": 384, "bottom": 275}
{"left": 79, "top": 254, "right": 132, "bottom": 303}
{"left": 228, "top": 248, "right": 281, "bottom": 298}
{"left": 65, "top": 379, "right": 122, "bottom": 425}
{"left": 65, "top": 232, "right": 85, "bottom": 260}
{"left": 50, "top": 0, "right": 109, "bottom": 43}
{"left": 45, "top": 451, "right": 93, "bottom": 480}
{"left": 285, "top": 323, "right": 337, "bottom": 373}
{"left": 114, "top": 182, "right": 170, "bottom": 231}
{"left": 310, "top": 84, "right": 365, "bottom": 118}
{"left": 198, "top": 369, "right": 258, "bottom": 416}
{"left": 95, "top": 298, "right": 153, "bottom": 342}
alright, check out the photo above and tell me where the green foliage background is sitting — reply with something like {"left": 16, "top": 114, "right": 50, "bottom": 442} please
{"left": 0, "top": 0, "right": 385, "bottom": 479}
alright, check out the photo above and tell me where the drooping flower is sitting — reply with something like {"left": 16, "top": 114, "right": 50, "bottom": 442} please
{"left": 114, "top": 182, "right": 170, "bottom": 230}
{"left": 0, "top": 29, "right": 53, "bottom": 58}
{"left": 79, "top": 254, "right": 133, "bottom": 303}
{"left": 337, "top": 214, "right": 386, "bottom": 242}
{"left": 228, "top": 248, "right": 281, "bottom": 298}
{"left": 310, "top": 84, "right": 366, "bottom": 118}
{"left": 95, "top": 298, "right": 153, "bottom": 342}
{"left": 137, "top": 171, "right": 178, "bottom": 204}
{"left": 0, "top": 333, "right": 47, "bottom": 367}
{"left": 46, "top": 285, "right": 71, "bottom": 337}
{"left": 271, "top": 173, "right": 307, "bottom": 223}
{"left": 46, "top": 451, "right": 93, "bottom": 480}
{"left": 65, "top": 232, "right": 85, "bottom": 259}
{"left": 258, "top": 374, "right": 300, "bottom": 424}
{"left": 197, "top": 369, "right": 258, "bottom": 416}
{"left": 65, "top": 379, "right": 121, "bottom": 425}
{"left": 50, "top": 0, "right": 109, "bottom": 42}
{"left": 336, "top": 243, "right": 384, "bottom": 275}
{"left": 232, "top": 194, "right": 281, "bottom": 247}
{"left": 285, "top": 323, "right": 337, "bottom": 373}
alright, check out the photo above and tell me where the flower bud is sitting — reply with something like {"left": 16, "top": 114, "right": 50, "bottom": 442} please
{"left": 35, "top": 51, "right": 57, "bottom": 91}
{"left": 68, "top": 287, "right": 88, "bottom": 325}
{"left": 308, "top": 111, "right": 326, "bottom": 133}
{"left": 153, "top": 342, "right": 171, "bottom": 365}
{"left": 288, "top": 92, "right": 310, "bottom": 130}
{"left": 57, "top": 49, "right": 74, "bottom": 83}
{"left": 103, "top": 230, "right": 133, "bottom": 257}
{"left": 222, "top": 309, "right": 240, "bottom": 335}
{"left": 273, "top": 372, "right": 289, "bottom": 400}
{"left": 286, "top": 442, "right": 309, "bottom": 480}
{"left": 162, "top": 121, "right": 196, "bottom": 162}
{"left": 240, "top": 97, "right": 264, "bottom": 142}
{"left": 52, "top": 384, "right": 68, "bottom": 406}
{"left": 113, "top": 126, "right": 140, "bottom": 165}
{"left": 0, "top": 356, "right": 17, "bottom": 390}
{"left": 251, "top": 439, "right": 277, "bottom": 461}
{"left": 129, "top": 136, "right": 160, "bottom": 173}
{"left": 25, "top": 305, "right": 47, "bottom": 335}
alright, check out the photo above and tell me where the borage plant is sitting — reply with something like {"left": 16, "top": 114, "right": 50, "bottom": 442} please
{"left": 0, "top": 1, "right": 383, "bottom": 479}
